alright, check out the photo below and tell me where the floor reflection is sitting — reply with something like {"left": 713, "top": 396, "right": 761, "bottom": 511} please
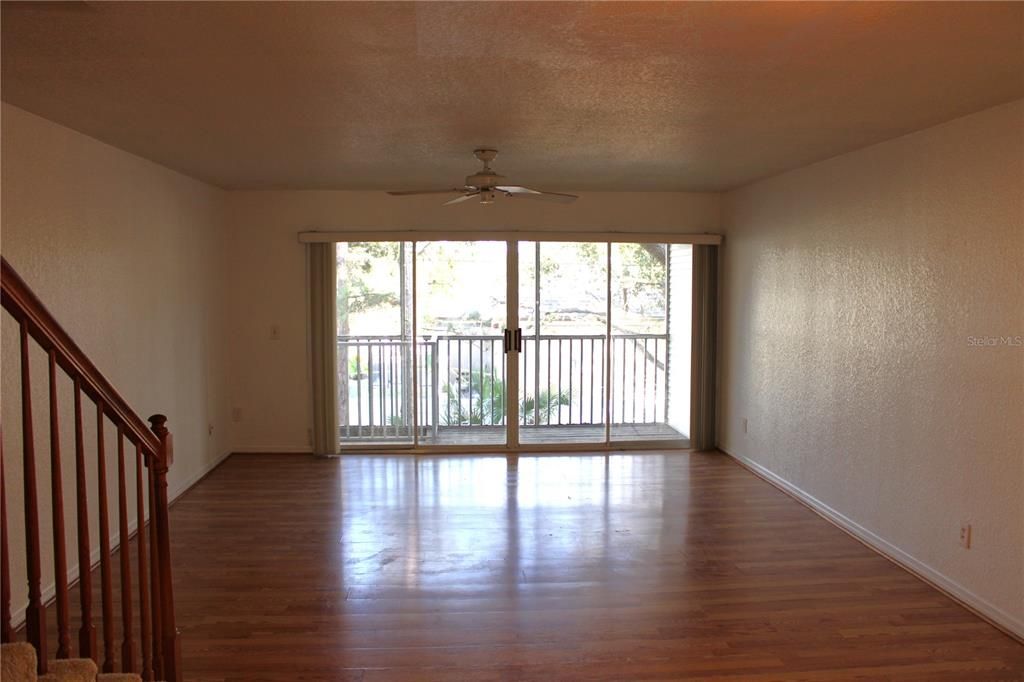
{"left": 37, "top": 451, "right": 1023, "bottom": 679}
{"left": 338, "top": 454, "right": 676, "bottom": 594}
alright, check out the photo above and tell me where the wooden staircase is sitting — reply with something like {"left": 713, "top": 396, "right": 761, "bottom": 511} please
{"left": 3, "top": 641, "right": 143, "bottom": 682}
{"left": 1, "top": 258, "right": 180, "bottom": 681}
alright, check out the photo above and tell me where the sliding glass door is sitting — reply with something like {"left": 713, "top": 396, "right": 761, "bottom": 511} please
{"left": 416, "top": 241, "right": 510, "bottom": 446}
{"left": 609, "top": 243, "right": 691, "bottom": 442}
{"left": 518, "top": 241, "right": 608, "bottom": 445}
{"left": 335, "top": 242, "right": 415, "bottom": 445}
{"left": 331, "top": 237, "right": 694, "bottom": 451}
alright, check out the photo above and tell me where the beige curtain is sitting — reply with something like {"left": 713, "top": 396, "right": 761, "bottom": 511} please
{"left": 690, "top": 244, "right": 718, "bottom": 451}
{"left": 309, "top": 242, "right": 338, "bottom": 455}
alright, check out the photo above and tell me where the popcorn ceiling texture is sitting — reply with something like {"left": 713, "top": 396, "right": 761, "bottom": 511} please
{"left": 2, "top": 2, "right": 1022, "bottom": 191}
{"left": 719, "top": 100, "right": 1024, "bottom": 632}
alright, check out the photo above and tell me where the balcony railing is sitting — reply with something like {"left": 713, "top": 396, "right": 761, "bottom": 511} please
{"left": 337, "top": 333, "right": 669, "bottom": 440}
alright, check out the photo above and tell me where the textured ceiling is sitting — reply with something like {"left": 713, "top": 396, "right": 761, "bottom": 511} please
{"left": 2, "top": 1, "right": 1023, "bottom": 191}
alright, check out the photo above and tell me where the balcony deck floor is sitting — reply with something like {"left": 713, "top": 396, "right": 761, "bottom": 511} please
{"left": 429, "top": 422, "right": 684, "bottom": 445}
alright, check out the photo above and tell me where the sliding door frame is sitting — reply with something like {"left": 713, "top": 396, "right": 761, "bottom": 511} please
{"left": 312, "top": 230, "right": 719, "bottom": 454}
{"left": 506, "top": 240, "right": 520, "bottom": 448}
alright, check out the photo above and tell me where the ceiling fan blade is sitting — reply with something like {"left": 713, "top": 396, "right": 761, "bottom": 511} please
{"left": 443, "top": 192, "right": 479, "bottom": 206}
{"left": 497, "top": 186, "right": 578, "bottom": 204}
{"left": 495, "top": 185, "right": 540, "bottom": 194}
{"left": 387, "top": 188, "right": 463, "bottom": 196}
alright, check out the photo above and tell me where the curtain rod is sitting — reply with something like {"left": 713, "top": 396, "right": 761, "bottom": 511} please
{"left": 297, "top": 229, "right": 722, "bottom": 245}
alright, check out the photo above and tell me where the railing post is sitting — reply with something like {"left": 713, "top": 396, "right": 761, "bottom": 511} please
{"left": 431, "top": 340, "right": 440, "bottom": 438}
{"left": 73, "top": 378, "right": 96, "bottom": 661}
{"left": 20, "top": 321, "right": 47, "bottom": 673}
{"left": 48, "top": 351, "right": 71, "bottom": 659}
{"left": 147, "top": 466, "right": 163, "bottom": 677}
{"left": 147, "top": 415, "right": 181, "bottom": 682}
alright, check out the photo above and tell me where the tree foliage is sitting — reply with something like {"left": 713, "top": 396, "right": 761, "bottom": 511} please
{"left": 337, "top": 242, "right": 401, "bottom": 325}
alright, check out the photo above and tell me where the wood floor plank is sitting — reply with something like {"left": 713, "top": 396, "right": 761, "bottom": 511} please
{"left": 25, "top": 452, "right": 1024, "bottom": 679}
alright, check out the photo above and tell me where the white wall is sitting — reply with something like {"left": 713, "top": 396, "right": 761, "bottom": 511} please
{"left": 223, "top": 191, "right": 721, "bottom": 452}
{"left": 719, "top": 99, "right": 1024, "bottom": 635}
{"left": 1, "top": 103, "right": 231, "bottom": 619}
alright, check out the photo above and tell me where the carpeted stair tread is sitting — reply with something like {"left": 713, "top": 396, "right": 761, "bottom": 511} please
{"left": 1, "top": 643, "right": 149, "bottom": 682}
{"left": 38, "top": 669, "right": 144, "bottom": 682}
{"left": 2, "top": 642, "right": 38, "bottom": 682}
{"left": 38, "top": 656, "right": 98, "bottom": 682}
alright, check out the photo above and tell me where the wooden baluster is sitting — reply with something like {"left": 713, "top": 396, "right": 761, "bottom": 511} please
{"left": 96, "top": 401, "right": 115, "bottom": 672}
{"left": 1, "top": 440, "right": 12, "bottom": 643}
{"left": 20, "top": 322, "right": 48, "bottom": 673}
{"left": 2, "top": 258, "right": 176, "bottom": 674}
{"left": 117, "top": 429, "right": 136, "bottom": 672}
{"left": 74, "top": 377, "right": 96, "bottom": 659}
{"left": 135, "top": 443, "right": 153, "bottom": 681}
{"left": 149, "top": 415, "right": 180, "bottom": 682}
{"left": 49, "top": 350, "right": 72, "bottom": 658}
{"left": 148, "top": 463, "right": 163, "bottom": 679}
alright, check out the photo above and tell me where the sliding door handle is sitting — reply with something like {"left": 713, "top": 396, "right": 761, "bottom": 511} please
{"left": 514, "top": 328, "right": 523, "bottom": 352}
{"left": 502, "top": 329, "right": 512, "bottom": 354}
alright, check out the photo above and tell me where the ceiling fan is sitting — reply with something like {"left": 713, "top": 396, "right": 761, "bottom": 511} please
{"left": 387, "top": 149, "right": 578, "bottom": 205}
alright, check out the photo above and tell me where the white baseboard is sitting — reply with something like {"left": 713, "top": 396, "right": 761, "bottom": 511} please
{"left": 11, "top": 449, "right": 233, "bottom": 629}
{"left": 721, "top": 447, "right": 1024, "bottom": 642}
{"left": 167, "top": 450, "right": 234, "bottom": 501}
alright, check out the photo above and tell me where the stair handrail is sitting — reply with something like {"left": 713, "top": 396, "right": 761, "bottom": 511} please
{"left": 1, "top": 257, "right": 180, "bottom": 682}
{"left": 1, "top": 259, "right": 161, "bottom": 457}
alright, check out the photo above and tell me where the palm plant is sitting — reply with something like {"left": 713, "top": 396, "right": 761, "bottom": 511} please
{"left": 520, "top": 389, "right": 570, "bottom": 425}
{"left": 441, "top": 373, "right": 568, "bottom": 426}
{"left": 441, "top": 375, "right": 505, "bottom": 425}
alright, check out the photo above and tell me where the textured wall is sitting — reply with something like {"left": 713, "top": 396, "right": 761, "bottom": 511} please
{"left": 223, "top": 191, "right": 720, "bottom": 452}
{"left": 720, "top": 100, "right": 1024, "bottom": 633}
{"left": 1, "top": 103, "right": 231, "bottom": 618}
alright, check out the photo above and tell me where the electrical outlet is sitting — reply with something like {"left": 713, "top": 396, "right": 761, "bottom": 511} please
{"left": 959, "top": 523, "right": 972, "bottom": 549}
{"left": 208, "top": 423, "right": 214, "bottom": 436}
{"left": 231, "top": 407, "right": 243, "bottom": 423}
{"left": 270, "top": 324, "right": 280, "bottom": 340}
{"left": 742, "top": 417, "right": 748, "bottom": 434}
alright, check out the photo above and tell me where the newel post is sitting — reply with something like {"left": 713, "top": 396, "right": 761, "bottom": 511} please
{"left": 148, "top": 415, "right": 181, "bottom": 682}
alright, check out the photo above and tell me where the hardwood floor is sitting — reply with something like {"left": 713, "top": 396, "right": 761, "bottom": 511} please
{"left": 40, "top": 452, "right": 1024, "bottom": 680}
